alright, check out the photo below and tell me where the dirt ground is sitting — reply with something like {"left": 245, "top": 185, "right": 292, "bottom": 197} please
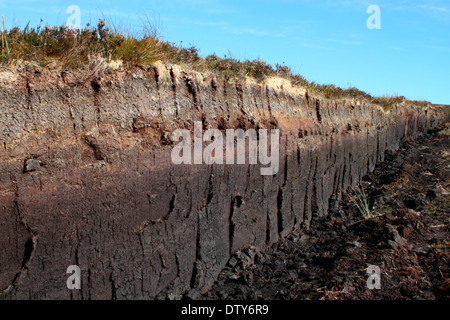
{"left": 199, "top": 122, "right": 450, "bottom": 300}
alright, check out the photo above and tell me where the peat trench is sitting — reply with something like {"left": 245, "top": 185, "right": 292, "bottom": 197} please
{"left": 0, "top": 67, "right": 447, "bottom": 299}
{"left": 195, "top": 124, "right": 450, "bottom": 300}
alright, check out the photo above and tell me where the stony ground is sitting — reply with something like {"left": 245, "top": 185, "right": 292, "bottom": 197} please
{"left": 198, "top": 122, "right": 450, "bottom": 300}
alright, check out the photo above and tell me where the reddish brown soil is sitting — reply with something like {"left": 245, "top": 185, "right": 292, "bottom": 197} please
{"left": 200, "top": 123, "right": 450, "bottom": 300}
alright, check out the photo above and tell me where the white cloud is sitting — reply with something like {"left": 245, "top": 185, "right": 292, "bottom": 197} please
{"left": 419, "top": 4, "right": 448, "bottom": 12}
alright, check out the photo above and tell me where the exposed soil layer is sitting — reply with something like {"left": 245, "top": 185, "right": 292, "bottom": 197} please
{"left": 200, "top": 123, "right": 450, "bottom": 300}
{"left": 0, "top": 66, "right": 446, "bottom": 299}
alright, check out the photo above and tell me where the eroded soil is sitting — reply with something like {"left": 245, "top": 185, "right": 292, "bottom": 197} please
{"left": 199, "top": 123, "right": 450, "bottom": 300}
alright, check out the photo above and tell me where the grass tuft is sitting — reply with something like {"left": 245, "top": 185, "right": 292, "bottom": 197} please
{"left": 345, "top": 184, "right": 374, "bottom": 220}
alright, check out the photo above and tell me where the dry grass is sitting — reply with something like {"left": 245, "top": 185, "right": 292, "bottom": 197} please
{"left": 0, "top": 18, "right": 166, "bottom": 70}
{"left": 345, "top": 185, "right": 374, "bottom": 220}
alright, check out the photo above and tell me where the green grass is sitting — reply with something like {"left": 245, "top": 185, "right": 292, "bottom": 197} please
{"left": 0, "top": 18, "right": 432, "bottom": 110}
{"left": 418, "top": 196, "right": 450, "bottom": 217}
{"left": 381, "top": 206, "right": 394, "bottom": 215}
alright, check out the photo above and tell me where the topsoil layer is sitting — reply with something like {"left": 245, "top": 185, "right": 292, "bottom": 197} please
{"left": 198, "top": 123, "right": 450, "bottom": 300}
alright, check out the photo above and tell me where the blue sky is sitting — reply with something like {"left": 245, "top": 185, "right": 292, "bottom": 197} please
{"left": 1, "top": 0, "right": 449, "bottom": 104}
